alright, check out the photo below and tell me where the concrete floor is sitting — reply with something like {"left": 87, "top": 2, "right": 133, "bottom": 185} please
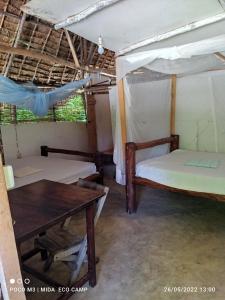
{"left": 26, "top": 175, "right": 225, "bottom": 300}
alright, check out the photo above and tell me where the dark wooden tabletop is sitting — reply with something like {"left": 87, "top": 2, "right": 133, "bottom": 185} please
{"left": 8, "top": 180, "right": 104, "bottom": 244}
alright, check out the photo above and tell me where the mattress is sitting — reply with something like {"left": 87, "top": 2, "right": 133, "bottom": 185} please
{"left": 9, "top": 156, "right": 97, "bottom": 189}
{"left": 136, "top": 149, "right": 225, "bottom": 195}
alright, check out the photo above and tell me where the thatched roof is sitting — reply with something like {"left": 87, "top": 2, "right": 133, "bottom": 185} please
{"left": 0, "top": 0, "right": 115, "bottom": 86}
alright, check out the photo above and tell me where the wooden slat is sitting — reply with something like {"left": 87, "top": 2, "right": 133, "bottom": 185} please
{"left": 118, "top": 79, "right": 127, "bottom": 151}
{"left": 0, "top": 156, "right": 26, "bottom": 300}
{"left": 170, "top": 75, "right": 176, "bottom": 135}
{"left": 131, "top": 136, "right": 178, "bottom": 151}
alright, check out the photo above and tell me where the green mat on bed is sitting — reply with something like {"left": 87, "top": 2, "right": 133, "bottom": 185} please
{"left": 184, "top": 159, "right": 220, "bottom": 168}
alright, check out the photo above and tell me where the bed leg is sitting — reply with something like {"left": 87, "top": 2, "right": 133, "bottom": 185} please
{"left": 170, "top": 135, "right": 179, "bottom": 152}
{"left": 126, "top": 181, "right": 136, "bottom": 213}
{"left": 126, "top": 142, "right": 137, "bottom": 213}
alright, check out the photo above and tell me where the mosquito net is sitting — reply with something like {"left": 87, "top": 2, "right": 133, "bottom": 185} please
{"left": 111, "top": 34, "right": 225, "bottom": 184}
{"left": 0, "top": 76, "right": 90, "bottom": 116}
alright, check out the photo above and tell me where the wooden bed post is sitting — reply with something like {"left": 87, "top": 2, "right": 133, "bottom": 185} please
{"left": 170, "top": 134, "right": 180, "bottom": 152}
{"left": 0, "top": 157, "right": 26, "bottom": 300}
{"left": 118, "top": 79, "right": 132, "bottom": 210}
{"left": 86, "top": 93, "right": 98, "bottom": 153}
{"left": 126, "top": 143, "right": 136, "bottom": 213}
{"left": 40, "top": 145, "right": 48, "bottom": 156}
{"left": 170, "top": 74, "right": 177, "bottom": 136}
{"left": 118, "top": 79, "right": 127, "bottom": 151}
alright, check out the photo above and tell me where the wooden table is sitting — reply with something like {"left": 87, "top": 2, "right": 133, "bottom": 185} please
{"left": 8, "top": 179, "right": 104, "bottom": 298}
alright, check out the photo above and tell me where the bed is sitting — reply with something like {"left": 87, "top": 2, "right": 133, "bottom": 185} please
{"left": 126, "top": 135, "right": 225, "bottom": 213}
{"left": 9, "top": 146, "right": 103, "bottom": 189}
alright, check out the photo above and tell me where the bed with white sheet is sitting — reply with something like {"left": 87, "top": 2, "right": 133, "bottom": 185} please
{"left": 9, "top": 155, "right": 97, "bottom": 189}
{"left": 136, "top": 149, "right": 225, "bottom": 195}
{"left": 125, "top": 135, "right": 225, "bottom": 213}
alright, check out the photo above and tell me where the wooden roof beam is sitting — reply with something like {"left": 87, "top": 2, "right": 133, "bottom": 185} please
{"left": 0, "top": 43, "right": 116, "bottom": 77}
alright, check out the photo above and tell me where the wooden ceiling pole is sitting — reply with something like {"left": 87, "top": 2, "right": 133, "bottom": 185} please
{"left": 170, "top": 74, "right": 177, "bottom": 135}
{"left": 64, "top": 29, "right": 80, "bottom": 68}
{"left": 0, "top": 157, "right": 26, "bottom": 300}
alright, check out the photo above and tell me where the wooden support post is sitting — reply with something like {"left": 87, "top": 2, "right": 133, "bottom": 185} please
{"left": 0, "top": 157, "right": 26, "bottom": 300}
{"left": 86, "top": 94, "right": 97, "bottom": 153}
{"left": 170, "top": 75, "right": 177, "bottom": 135}
{"left": 64, "top": 29, "right": 80, "bottom": 68}
{"left": 118, "top": 79, "right": 127, "bottom": 152}
{"left": 0, "top": 125, "right": 5, "bottom": 164}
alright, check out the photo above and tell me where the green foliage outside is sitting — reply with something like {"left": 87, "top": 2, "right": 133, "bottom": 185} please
{"left": 54, "top": 94, "right": 86, "bottom": 122}
{"left": 0, "top": 94, "right": 87, "bottom": 124}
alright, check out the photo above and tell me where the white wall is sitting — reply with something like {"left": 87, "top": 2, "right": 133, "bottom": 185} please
{"left": 1, "top": 122, "right": 89, "bottom": 163}
{"left": 95, "top": 93, "right": 113, "bottom": 152}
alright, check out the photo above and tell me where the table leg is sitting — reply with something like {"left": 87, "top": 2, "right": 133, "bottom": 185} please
{"left": 86, "top": 204, "right": 96, "bottom": 287}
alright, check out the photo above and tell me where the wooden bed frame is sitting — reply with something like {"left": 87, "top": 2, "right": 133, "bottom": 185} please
{"left": 40, "top": 145, "right": 103, "bottom": 184}
{"left": 125, "top": 134, "right": 225, "bottom": 213}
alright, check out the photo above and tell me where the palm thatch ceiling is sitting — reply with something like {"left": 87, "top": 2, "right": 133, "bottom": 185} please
{"left": 0, "top": 0, "right": 115, "bottom": 86}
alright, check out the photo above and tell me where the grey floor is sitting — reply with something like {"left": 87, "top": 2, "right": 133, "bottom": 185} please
{"left": 26, "top": 172, "right": 225, "bottom": 300}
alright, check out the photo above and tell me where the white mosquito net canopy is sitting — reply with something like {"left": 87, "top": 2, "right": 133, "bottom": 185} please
{"left": 111, "top": 35, "right": 225, "bottom": 184}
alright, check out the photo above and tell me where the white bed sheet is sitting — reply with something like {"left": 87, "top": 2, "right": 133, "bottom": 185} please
{"left": 9, "top": 156, "right": 97, "bottom": 188}
{"left": 136, "top": 149, "right": 225, "bottom": 195}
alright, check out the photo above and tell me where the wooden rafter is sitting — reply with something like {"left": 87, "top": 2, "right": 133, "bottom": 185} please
{"left": 61, "top": 35, "right": 75, "bottom": 83}
{"left": 17, "top": 21, "right": 38, "bottom": 78}
{"left": 32, "top": 27, "right": 52, "bottom": 81}
{"left": 0, "top": 2, "right": 115, "bottom": 84}
{"left": 87, "top": 43, "right": 95, "bottom": 65}
{"left": 0, "top": 43, "right": 115, "bottom": 76}
{"left": 64, "top": 29, "right": 80, "bottom": 68}
{"left": 47, "top": 30, "right": 64, "bottom": 84}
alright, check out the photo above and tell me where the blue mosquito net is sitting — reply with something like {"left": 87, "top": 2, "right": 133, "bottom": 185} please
{"left": 0, "top": 75, "right": 90, "bottom": 116}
